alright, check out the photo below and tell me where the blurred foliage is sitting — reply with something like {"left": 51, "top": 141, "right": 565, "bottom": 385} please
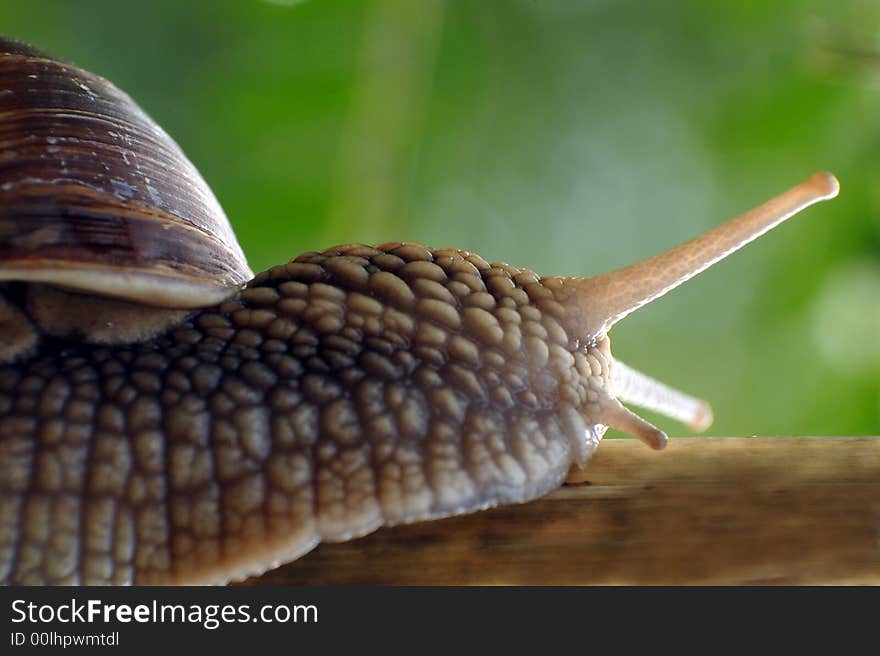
{"left": 1, "top": 0, "right": 877, "bottom": 436}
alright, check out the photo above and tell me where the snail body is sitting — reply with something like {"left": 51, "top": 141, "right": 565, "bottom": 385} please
{"left": 0, "top": 37, "right": 839, "bottom": 584}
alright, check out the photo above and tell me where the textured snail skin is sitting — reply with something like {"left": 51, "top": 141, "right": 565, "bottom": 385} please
{"left": 0, "top": 242, "right": 610, "bottom": 585}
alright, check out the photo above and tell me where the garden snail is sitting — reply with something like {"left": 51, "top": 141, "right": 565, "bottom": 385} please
{"left": 0, "top": 36, "right": 839, "bottom": 586}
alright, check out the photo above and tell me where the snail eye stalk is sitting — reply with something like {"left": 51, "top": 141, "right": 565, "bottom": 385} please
{"left": 558, "top": 172, "right": 839, "bottom": 341}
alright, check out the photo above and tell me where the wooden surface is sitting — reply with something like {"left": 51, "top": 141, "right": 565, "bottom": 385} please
{"left": 245, "top": 437, "right": 880, "bottom": 585}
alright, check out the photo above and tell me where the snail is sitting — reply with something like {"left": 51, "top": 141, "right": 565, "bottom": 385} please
{"left": 0, "top": 36, "right": 839, "bottom": 586}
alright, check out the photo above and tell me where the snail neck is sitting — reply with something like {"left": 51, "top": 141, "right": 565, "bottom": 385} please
{"left": 0, "top": 283, "right": 192, "bottom": 363}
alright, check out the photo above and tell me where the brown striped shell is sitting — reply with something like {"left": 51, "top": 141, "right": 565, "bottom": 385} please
{"left": 0, "top": 36, "right": 252, "bottom": 308}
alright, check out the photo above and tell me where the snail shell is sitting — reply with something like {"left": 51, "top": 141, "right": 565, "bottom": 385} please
{"left": 0, "top": 36, "right": 251, "bottom": 308}
{"left": 0, "top": 36, "right": 839, "bottom": 585}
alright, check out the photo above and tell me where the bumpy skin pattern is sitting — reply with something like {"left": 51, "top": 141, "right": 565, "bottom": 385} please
{"left": 0, "top": 243, "right": 611, "bottom": 584}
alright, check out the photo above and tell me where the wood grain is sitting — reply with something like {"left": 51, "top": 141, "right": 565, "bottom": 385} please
{"left": 244, "top": 437, "right": 880, "bottom": 585}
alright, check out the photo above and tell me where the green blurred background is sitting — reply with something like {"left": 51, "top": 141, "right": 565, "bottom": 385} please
{"left": 2, "top": 0, "right": 877, "bottom": 437}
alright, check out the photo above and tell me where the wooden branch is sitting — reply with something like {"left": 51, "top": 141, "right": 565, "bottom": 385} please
{"left": 244, "top": 437, "right": 880, "bottom": 585}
